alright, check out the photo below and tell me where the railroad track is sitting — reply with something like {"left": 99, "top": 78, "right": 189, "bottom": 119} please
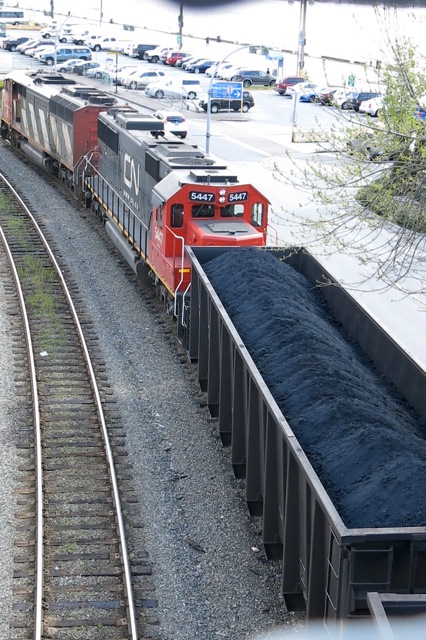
{"left": 0, "top": 173, "right": 140, "bottom": 639}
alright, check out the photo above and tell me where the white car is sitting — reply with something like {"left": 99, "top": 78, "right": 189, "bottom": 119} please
{"left": 145, "top": 78, "right": 201, "bottom": 100}
{"left": 55, "top": 58, "right": 84, "bottom": 72}
{"left": 89, "top": 36, "right": 125, "bottom": 52}
{"left": 334, "top": 88, "right": 358, "bottom": 109}
{"left": 114, "top": 65, "right": 139, "bottom": 85}
{"left": 359, "top": 95, "right": 383, "bottom": 117}
{"left": 286, "top": 81, "right": 320, "bottom": 101}
{"left": 152, "top": 109, "right": 188, "bottom": 139}
{"left": 143, "top": 46, "right": 173, "bottom": 63}
{"left": 124, "top": 69, "right": 166, "bottom": 89}
{"left": 220, "top": 65, "right": 248, "bottom": 81}
{"left": 122, "top": 42, "right": 138, "bottom": 56}
{"left": 25, "top": 41, "right": 55, "bottom": 56}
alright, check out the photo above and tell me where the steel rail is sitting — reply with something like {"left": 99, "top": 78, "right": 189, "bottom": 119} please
{"left": 0, "top": 225, "right": 44, "bottom": 640}
{"left": 0, "top": 173, "right": 139, "bottom": 640}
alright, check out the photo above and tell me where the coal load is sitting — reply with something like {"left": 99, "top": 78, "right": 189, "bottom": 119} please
{"left": 203, "top": 247, "right": 426, "bottom": 529}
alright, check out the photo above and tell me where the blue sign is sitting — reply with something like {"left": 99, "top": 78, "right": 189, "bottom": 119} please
{"left": 211, "top": 81, "right": 243, "bottom": 100}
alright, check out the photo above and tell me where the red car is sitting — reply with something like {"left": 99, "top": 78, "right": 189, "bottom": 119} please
{"left": 273, "top": 76, "right": 305, "bottom": 95}
{"left": 164, "top": 50, "right": 192, "bottom": 66}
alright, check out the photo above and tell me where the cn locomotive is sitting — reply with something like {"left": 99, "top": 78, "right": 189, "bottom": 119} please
{"left": 1, "top": 69, "right": 270, "bottom": 313}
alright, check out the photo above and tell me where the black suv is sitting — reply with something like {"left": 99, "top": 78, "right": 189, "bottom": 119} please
{"left": 2, "top": 36, "right": 30, "bottom": 51}
{"left": 348, "top": 91, "right": 379, "bottom": 112}
{"left": 198, "top": 91, "right": 255, "bottom": 113}
{"left": 133, "top": 43, "right": 159, "bottom": 59}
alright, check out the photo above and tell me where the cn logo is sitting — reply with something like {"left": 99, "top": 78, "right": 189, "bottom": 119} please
{"left": 123, "top": 153, "right": 140, "bottom": 195}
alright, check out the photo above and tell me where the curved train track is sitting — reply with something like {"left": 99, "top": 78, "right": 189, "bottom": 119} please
{"left": 0, "top": 173, "right": 140, "bottom": 639}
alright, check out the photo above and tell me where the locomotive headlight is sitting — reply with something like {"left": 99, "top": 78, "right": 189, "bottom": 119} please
{"left": 219, "top": 196, "right": 226, "bottom": 203}
{"left": 219, "top": 189, "right": 226, "bottom": 196}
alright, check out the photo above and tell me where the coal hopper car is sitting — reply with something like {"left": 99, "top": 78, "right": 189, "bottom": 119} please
{"left": 182, "top": 245, "right": 426, "bottom": 635}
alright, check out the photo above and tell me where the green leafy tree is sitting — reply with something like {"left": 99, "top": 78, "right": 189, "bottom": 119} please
{"left": 276, "top": 37, "right": 426, "bottom": 294}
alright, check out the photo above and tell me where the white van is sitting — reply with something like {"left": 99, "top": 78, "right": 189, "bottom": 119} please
{"left": 40, "top": 21, "right": 82, "bottom": 39}
{"left": 73, "top": 30, "right": 103, "bottom": 46}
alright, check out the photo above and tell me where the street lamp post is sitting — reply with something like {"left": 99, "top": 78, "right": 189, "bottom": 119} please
{"left": 296, "top": 0, "right": 307, "bottom": 76}
{"left": 177, "top": 1, "right": 183, "bottom": 50}
{"left": 54, "top": 14, "right": 72, "bottom": 70}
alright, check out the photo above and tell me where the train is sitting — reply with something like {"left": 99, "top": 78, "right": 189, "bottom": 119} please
{"left": 0, "top": 69, "right": 269, "bottom": 316}
{"left": 2, "top": 69, "right": 426, "bottom": 639}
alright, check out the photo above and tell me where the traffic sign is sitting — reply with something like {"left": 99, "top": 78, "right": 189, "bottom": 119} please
{"left": 211, "top": 81, "right": 243, "bottom": 100}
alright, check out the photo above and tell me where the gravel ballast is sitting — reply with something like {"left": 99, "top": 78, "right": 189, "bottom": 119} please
{"left": 0, "top": 145, "right": 304, "bottom": 640}
{"left": 203, "top": 247, "right": 426, "bottom": 530}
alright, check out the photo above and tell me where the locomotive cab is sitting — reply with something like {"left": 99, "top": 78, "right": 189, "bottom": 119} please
{"left": 149, "top": 171, "right": 269, "bottom": 296}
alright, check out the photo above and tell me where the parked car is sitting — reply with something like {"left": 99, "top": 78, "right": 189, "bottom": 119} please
{"left": 198, "top": 90, "right": 255, "bottom": 113}
{"left": 314, "top": 86, "right": 339, "bottom": 105}
{"left": 231, "top": 69, "right": 275, "bottom": 87}
{"left": 414, "top": 105, "right": 426, "bottom": 119}
{"left": 348, "top": 90, "right": 379, "bottom": 112}
{"left": 332, "top": 88, "right": 355, "bottom": 109}
{"left": 359, "top": 95, "right": 383, "bottom": 116}
{"left": 124, "top": 69, "right": 166, "bottom": 89}
{"left": 38, "top": 45, "right": 92, "bottom": 65}
{"left": 221, "top": 65, "right": 249, "bottom": 81}
{"left": 273, "top": 75, "right": 305, "bottom": 95}
{"left": 72, "top": 60, "right": 102, "bottom": 75}
{"left": 205, "top": 62, "right": 234, "bottom": 78}
{"left": 287, "top": 81, "right": 320, "bottom": 102}
{"left": 152, "top": 109, "right": 188, "bottom": 138}
{"left": 181, "top": 55, "right": 204, "bottom": 70}
{"left": 113, "top": 65, "right": 139, "bottom": 84}
{"left": 17, "top": 38, "right": 39, "bottom": 53}
{"left": 143, "top": 46, "right": 173, "bottom": 63}
{"left": 145, "top": 78, "right": 201, "bottom": 100}
{"left": 73, "top": 31, "right": 103, "bottom": 46}
{"left": 56, "top": 58, "right": 85, "bottom": 72}
{"left": 2, "top": 35, "right": 29, "bottom": 51}
{"left": 121, "top": 41, "right": 137, "bottom": 56}
{"left": 40, "top": 21, "right": 80, "bottom": 39}
{"left": 165, "top": 50, "right": 192, "bottom": 66}
{"left": 186, "top": 59, "right": 217, "bottom": 74}
{"left": 131, "top": 43, "right": 159, "bottom": 59}
{"left": 175, "top": 54, "right": 196, "bottom": 69}
{"left": 89, "top": 36, "right": 124, "bottom": 52}
{"left": 24, "top": 40, "right": 55, "bottom": 56}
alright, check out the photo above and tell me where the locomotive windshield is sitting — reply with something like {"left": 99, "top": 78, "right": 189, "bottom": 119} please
{"left": 191, "top": 204, "right": 215, "bottom": 218}
{"left": 220, "top": 204, "right": 244, "bottom": 217}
